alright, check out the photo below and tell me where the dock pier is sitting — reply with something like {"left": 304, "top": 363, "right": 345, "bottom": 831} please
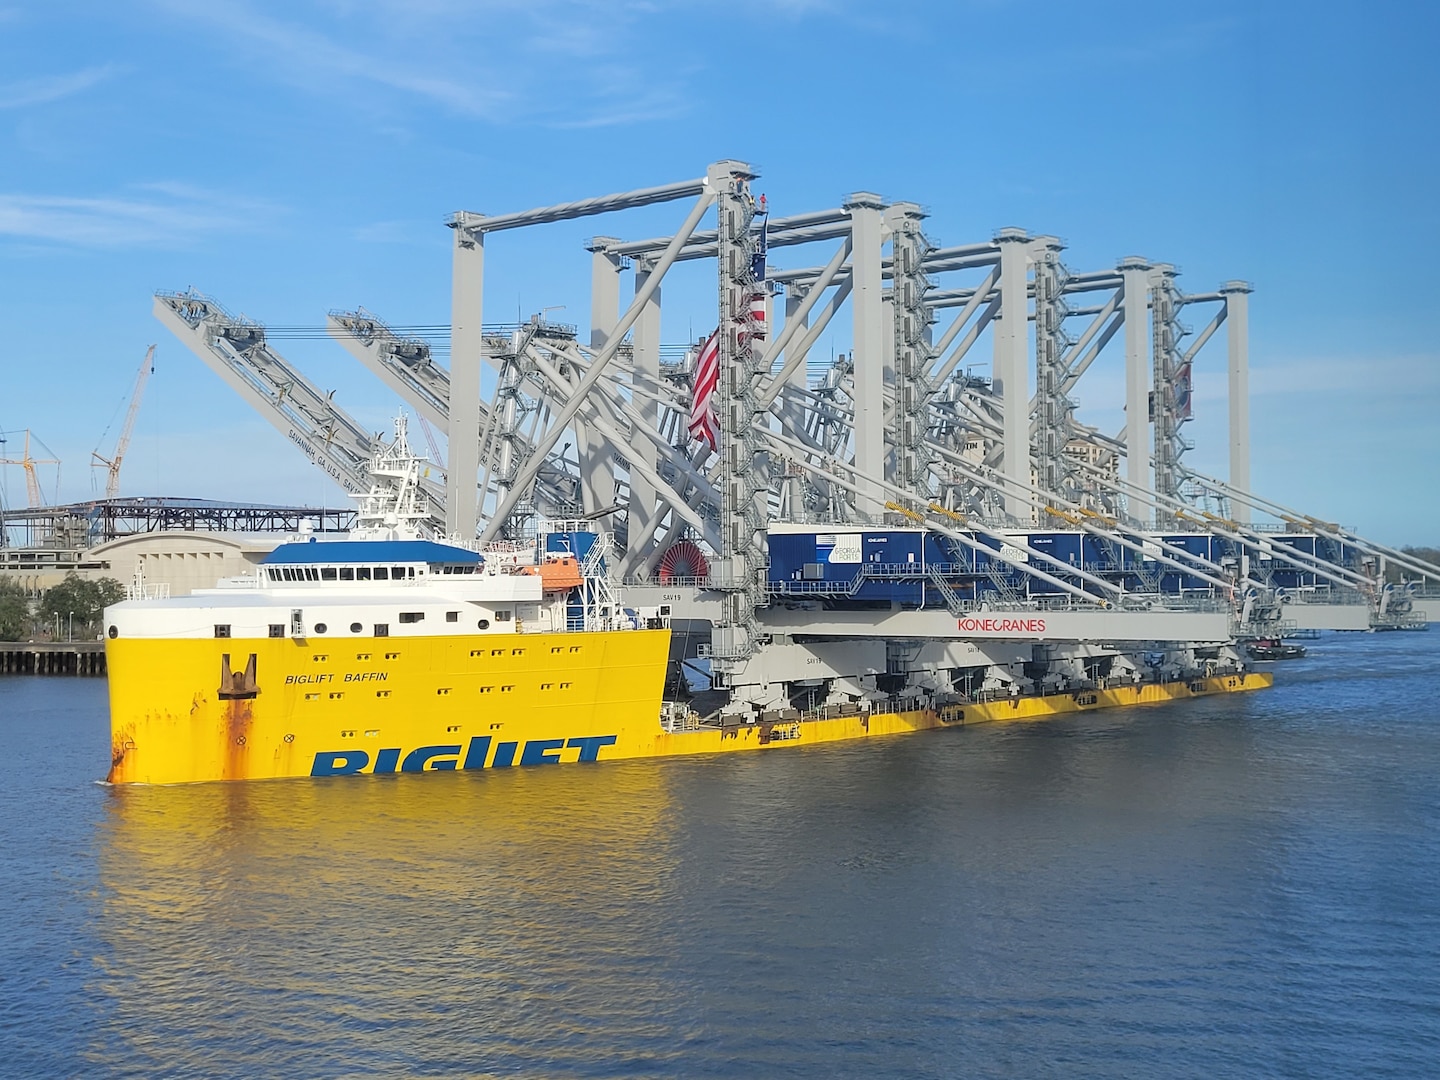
{"left": 0, "top": 642, "right": 107, "bottom": 676}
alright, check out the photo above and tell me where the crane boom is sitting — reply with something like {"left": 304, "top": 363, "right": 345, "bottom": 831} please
{"left": 0, "top": 429, "right": 61, "bottom": 508}
{"left": 92, "top": 345, "right": 155, "bottom": 499}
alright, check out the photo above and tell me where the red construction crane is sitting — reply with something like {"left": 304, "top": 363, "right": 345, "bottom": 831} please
{"left": 91, "top": 345, "right": 155, "bottom": 499}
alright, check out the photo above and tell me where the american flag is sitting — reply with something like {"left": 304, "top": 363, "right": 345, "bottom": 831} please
{"left": 687, "top": 328, "right": 720, "bottom": 450}
{"left": 1174, "top": 361, "right": 1193, "bottom": 420}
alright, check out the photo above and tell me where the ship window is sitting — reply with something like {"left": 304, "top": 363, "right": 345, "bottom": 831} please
{"left": 569, "top": 646, "right": 581, "bottom": 653}
{"left": 313, "top": 654, "right": 328, "bottom": 662}
{"left": 495, "top": 609, "right": 512, "bottom": 622}
{"left": 470, "top": 649, "right": 483, "bottom": 657}
{"left": 357, "top": 567, "right": 371, "bottom": 581}
{"left": 384, "top": 652, "right": 399, "bottom": 660}
{"left": 373, "top": 567, "right": 389, "bottom": 580}
{"left": 446, "top": 611, "right": 459, "bottom": 623}
{"left": 340, "top": 567, "right": 355, "bottom": 581}
{"left": 329, "top": 692, "right": 344, "bottom": 700}
{"left": 399, "top": 611, "right": 424, "bottom": 624}
{"left": 320, "top": 568, "right": 337, "bottom": 581}
{"left": 393, "top": 567, "right": 409, "bottom": 580}
{"left": 540, "top": 683, "right": 552, "bottom": 690}
{"left": 374, "top": 623, "right": 389, "bottom": 637}
{"left": 551, "top": 646, "right": 562, "bottom": 654}
{"left": 306, "top": 568, "right": 320, "bottom": 581}
{"left": 479, "top": 686, "right": 493, "bottom": 694}
{"left": 511, "top": 648, "right": 524, "bottom": 656}
{"left": 269, "top": 624, "right": 285, "bottom": 638}
{"left": 314, "top": 623, "right": 328, "bottom": 634}
{"left": 560, "top": 682, "right": 571, "bottom": 690}
{"left": 356, "top": 653, "right": 370, "bottom": 660}
{"left": 214, "top": 624, "right": 231, "bottom": 638}
{"left": 446, "top": 725, "right": 461, "bottom": 733}
{"left": 305, "top": 693, "right": 320, "bottom": 701}
{"left": 501, "top": 685, "right": 514, "bottom": 692}
{"left": 491, "top": 649, "right": 503, "bottom": 656}
{"left": 376, "top": 690, "right": 390, "bottom": 698}
{"left": 350, "top": 622, "right": 362, "bottom": 633}
{"left": 282, "top": 568, "right": 295, "bottom": 581}
{"left": 437, "top": 688, "right": 451, "bottom": 696}
{"left": 477, "top": 619, "right": 490, "bottom": 630}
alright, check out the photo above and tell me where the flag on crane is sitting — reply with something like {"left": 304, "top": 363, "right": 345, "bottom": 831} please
{"left": 749, "top": 201, "right": 769, "bottom": 339}
{"left": 1174, "top": 360, "right": 1193, "bottom": 420}
{"left": 687, "top": 329, "right": 721, "bottom": 451}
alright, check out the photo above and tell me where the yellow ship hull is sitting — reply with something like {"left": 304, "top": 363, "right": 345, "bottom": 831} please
{"left": 106, "top": 627, "right": 1273, "bottom": 784}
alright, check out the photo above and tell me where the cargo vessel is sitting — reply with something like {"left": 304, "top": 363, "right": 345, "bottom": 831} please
{"left": 104, "top": 421, "right": 1271, "bottom": 786}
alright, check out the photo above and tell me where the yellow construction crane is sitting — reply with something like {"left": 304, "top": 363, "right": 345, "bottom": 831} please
{"left": 0, "top": 429, "right": 61, "bottom": 508}
{"left": 91, "top": 345, "right": 155, "bottom": 500}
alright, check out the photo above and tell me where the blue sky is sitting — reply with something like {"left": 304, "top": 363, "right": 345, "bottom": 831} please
{"left": 0, "top": 0, "right": 1436, "bottom": 543}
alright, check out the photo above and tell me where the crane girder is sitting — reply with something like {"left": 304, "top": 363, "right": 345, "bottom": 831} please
{"left": 154, "top": 291, "right": 444, "bottom": 511}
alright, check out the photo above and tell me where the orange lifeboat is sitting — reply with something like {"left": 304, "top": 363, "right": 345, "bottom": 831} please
{"left": 521, "top": 555, "right": 584, "bottom": 591}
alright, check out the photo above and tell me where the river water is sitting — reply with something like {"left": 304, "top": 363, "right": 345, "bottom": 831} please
{"left": 2, "top": 631, "right": 1438, "bottom": 1078}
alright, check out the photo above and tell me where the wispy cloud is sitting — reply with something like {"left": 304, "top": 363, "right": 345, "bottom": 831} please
{"left": 0, "top": 65, "right": 119, "bottom": 110}
{"left": 144, "top": 0, "right": 731, "bottom": 128}
{"left": 149, "top": 0, "right": 513, "bottom": 118}
{"left": 0, "top": 185, "right": 283, "bottom": 249}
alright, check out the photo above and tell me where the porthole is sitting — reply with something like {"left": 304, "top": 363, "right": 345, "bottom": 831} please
{"left": 314, "top": 623, "right": 328, "bottom": 634}
{"left": 477, "top": 619, "right": 490, "bottom": 630}
{"left": 350, "top": 622, "right": 362, "bottom": 633}
{"left": 107, "top": 626, "right": 118, "bottom": 639}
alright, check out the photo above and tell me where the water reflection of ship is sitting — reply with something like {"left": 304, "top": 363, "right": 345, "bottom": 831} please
{"left": 90, "top": 765, "right": 684, "bottom": 1073}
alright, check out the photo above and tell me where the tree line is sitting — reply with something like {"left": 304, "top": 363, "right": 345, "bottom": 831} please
{"left": 0, "top": 574, "right": 127, "bottom": 642}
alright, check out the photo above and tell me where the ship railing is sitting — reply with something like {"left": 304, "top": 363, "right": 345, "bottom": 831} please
{"left": 623, "top": 575, "right": 710, "bottom": 588}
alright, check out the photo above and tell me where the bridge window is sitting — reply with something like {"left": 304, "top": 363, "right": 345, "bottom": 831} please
{"left": 393, "top": 567, "right": 409, "bottom": 580}
{"left": 357, "top": 567, "right": 371, "bottom": 581}
{"left": 399, "top": 612, "right": 424, "bottom": 624}
{"left": 214, "top": 624, "right": 230, "bottom": 638}
{"left": 340, "top": 567, "right": 354, "bottom": 581}
{"left": 306, "top": 568, "right": 320, "bottom": 581}
{"left": 320, "top": 568, "right": 337, "bottom": 581}
{"left": 373, "top": 567, "right": 388, "bottom": 580}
